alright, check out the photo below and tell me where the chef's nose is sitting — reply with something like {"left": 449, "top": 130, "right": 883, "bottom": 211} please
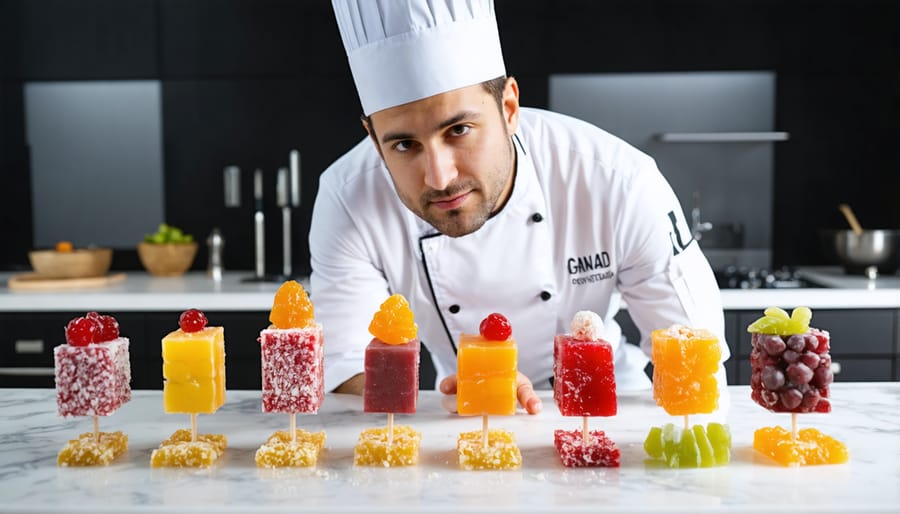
{"left": 423, "top": 146, "right": 457, "bottom": 191}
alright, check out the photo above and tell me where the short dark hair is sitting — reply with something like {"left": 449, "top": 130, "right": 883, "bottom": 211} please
{"left": 363, "top": 75, "right": 509, "bottom": 140}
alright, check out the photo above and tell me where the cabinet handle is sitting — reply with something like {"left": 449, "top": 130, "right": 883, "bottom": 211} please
{"left": 0, "top": 367, "right": 55, "bottom": 376}
{"left": 15, "top": 339, "right": 45, "bottom": 354}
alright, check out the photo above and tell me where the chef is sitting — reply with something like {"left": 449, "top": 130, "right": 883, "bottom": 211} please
{"left": 311, "top": 0, "right": 729, "bottom": 414}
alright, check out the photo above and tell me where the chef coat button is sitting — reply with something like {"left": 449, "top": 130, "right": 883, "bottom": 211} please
{"left": 531, "top": 213, "right": 543, "bottom": 223}
{"left": 449, "top": 304, "right": 460, "bottom": 314}
{"left": 540, "top": 291, "right": 552, "bottom": 301}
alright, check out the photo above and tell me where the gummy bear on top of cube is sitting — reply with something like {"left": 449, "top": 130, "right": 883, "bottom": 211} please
{"left": 55, "top": 311, "right": 131, "bottom": 418}
{"left": 259, "top": 280, "right": 324, "bottom": 414}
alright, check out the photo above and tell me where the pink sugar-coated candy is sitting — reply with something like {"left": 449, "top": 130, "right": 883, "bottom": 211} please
{"left": 553, "top": 335, "right": 617, "bottom": 417}
{"left": 364, "top": 338, "right": 420, "bottom": 414}
{"left": 259, "top": 326, "right": 324, "bottom": 413}
{"left": 553, "top": 429, "right": 621, "bottom": 467}
{"left": 54, "top": 338, "right": 131, "bottom": 417}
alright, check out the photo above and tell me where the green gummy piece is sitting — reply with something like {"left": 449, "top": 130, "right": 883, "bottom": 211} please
{"left": 746, "top": 316, "right": 784, "bottom": 334}
{"left": 764, "top": 306, "right": 790, "bottom": 319}
{"left": 693, "top": 425, "right": 715, "bottom": 468}
{"left": 662, "top": 423, "right": 681, "bottom": 467}
{"left": 678, "top": 426, "right": 700, "bottom": 468}
{"left": 707, "top": 422, "right": 732, "bottom": 464}
{"left": 644, "top": 426, "right": 664, "bottom": 458}
{"left": 749, "top": 306, "right": 812, "bottom": 335}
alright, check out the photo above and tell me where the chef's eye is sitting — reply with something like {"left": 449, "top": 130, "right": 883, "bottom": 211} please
{"left": 392, "top": 140, "right": 415, "bottom": 153}
{"left": 449, "top": 125, "right": 471, "bottom": 137}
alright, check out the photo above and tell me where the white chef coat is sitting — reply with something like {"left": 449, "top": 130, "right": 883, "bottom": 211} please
{"left": 309, "top": 107, "right": 729, "bottom": 393}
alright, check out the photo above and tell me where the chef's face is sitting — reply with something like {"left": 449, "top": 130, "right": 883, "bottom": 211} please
{"left": 365, "top": 77, "right": 519, "bottom": 238}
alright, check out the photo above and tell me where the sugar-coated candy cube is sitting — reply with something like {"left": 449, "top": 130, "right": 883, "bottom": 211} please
{"left": 753, "top": 426, "right": 848, "bottom": 466}
{"left": 643, "top": 422, "right": 731, "bottom": 468}
{"left": 651, "top": 325, "right": 721, "bottom": 415}
{"left": 553, "top": 334, "right": 616, "bottom": 417}
{"left": 150, "top": 429, "right": 227, "bottom": 468}
{"left": 457, "top": 429, "right": 522, "bottom": 470}
{"left": 255, "top": 429, "right": 326, "bottom": 468}
{"left": 553, "top": 429, "right": 620, "bottom": 467}
{"left": 259, "top": 326, "right": 325, "bottom": 413}
{"left": 364, "top": 338, "right": 420, "bottom": 414}
{"left": 353, "top": 425, "right": 421, "bottom": 467}
{"left": 57, "top": 431, "right": 128, "bottom": 466}
{"left": 54, "top": 338, "right": 131, "bottom": 417}
{"left": 162, "top": 326, "right": 226, "bottom": 414}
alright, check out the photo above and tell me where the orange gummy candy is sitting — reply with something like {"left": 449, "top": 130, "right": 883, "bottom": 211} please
{"left": 368, "top": 294, "right": 417, "bottom": 345}
{"left": 269, "top": 280, "right": 315, "bottom": 329}
{"left": 753, "top": 426, "right": 849, "bottom": 466}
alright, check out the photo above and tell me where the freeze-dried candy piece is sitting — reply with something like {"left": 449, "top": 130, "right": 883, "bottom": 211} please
{"left": 57, "top": 431, "right": 128, "bottom": 466}
{"left": 353, "top": 425, "right": 421, "bottom": 467}
{"left": 553, "top": 429, "right": 620, "bottom": 467}
{"left": 55, "top": 337, "right": 131, "bottom": 417}
{"left": 457, "top": 429, "right": 522, "bottom": 470}
{"left": 753, "top": 426, "right": 848, "bottom": 466}
{"left": 651, "top": 325, "right": 721, "bottom": 416}
{"left": 259, "top": 326, "right": 325, "bottom": 413}
{"left": 255, "top": 429, "right": 326, "bottom": 468}
{"left": 150, "top": 429, "right": 227, "bottom": 468}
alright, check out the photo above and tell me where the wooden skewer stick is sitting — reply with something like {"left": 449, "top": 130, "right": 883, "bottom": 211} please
{"left": 191, "top": 413, "right": 198, "bottom": 443}
{"left": 684, "top": 414, "right": 690, "bottom": 432}
{"left": 93, "top": 415, "right": 99, "bottom": 443}
{"left": 791, "top": 413, "right": 798, "bottom": 440}
{"left": 838, "top": 204, "right": 864, "bottom": 236}
{"left": 388, "top": 413, "right": 394, "bottom": 447}
{"left": 482, "top": 414, "right": 489, "bottom": 449}
{"left": 290, "top": 413, "right": 296, "bottom": 443}
{"left": 582, "top": 416, "right": 590, "bottom": 446}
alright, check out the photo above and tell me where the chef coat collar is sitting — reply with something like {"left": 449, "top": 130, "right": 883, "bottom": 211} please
{"left": 413, "top": 134, "right": 541, "bottom": 239}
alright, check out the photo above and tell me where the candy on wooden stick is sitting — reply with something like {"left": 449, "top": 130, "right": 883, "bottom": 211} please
{"left": 255, "top": 280, "right": 326, "bottom": 468}
{"left": 354, "top": 294, "right": 422, "bottom": 467}
{"left": 456, "top": 313, "right": 522, "bottom": 470}
{"left": 747, "top": 307, "right": 848, "bottom": 466}
{"left": 55, "top": 312, "right": 131, "bottom": 466}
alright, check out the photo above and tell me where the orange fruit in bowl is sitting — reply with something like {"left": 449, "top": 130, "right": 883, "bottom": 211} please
{"left": 55, "top": 241, "right": 74, "bottom": 253}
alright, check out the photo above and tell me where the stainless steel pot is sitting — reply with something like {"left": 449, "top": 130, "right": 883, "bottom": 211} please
{"left": 821, "top": 229, "right": 900, "bottom": 277}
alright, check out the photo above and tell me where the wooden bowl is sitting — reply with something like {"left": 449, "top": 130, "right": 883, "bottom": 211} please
{"left": 28, "top": 248, "right": 113, "bottom": 279}
{"left": 137, "top": 242, "right": 198, "bottom": 277}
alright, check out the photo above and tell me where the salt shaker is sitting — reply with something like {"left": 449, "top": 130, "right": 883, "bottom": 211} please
{"left": 207, "top": 228, "right": 224, "bottom": 281}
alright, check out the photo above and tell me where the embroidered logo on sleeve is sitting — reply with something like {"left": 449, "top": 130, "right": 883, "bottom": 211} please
{"left": 667, "top": 211, "right": 695, "bottom": 256}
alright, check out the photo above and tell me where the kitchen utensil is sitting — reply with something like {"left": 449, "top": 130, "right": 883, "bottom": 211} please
{"left": 821, "top": 229, "right": 900, "bottom": 278}
{"left": 277, "top": 166, "right": 293, "bottom": 278}
{"left": 254, "top": 168, "right": 266, "bottom": 279}
{"left": 207, "top": 228, "right": 224, "bottom": 281}
{"left": 838, "top": 204, "right": 864, "bottom": 235}
{"left": 28, "top": 248, "right": 113, "bottom": 279}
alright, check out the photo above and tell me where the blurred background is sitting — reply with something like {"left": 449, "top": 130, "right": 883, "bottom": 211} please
{"left": 2, "top": 0, "right": 899, "bottom": 275}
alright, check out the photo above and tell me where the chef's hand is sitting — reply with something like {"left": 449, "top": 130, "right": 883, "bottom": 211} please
{"left": 439, "top": 372, "right": 542, "bottom": 415}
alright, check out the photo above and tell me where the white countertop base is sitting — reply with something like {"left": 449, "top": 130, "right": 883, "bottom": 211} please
{"left": 1, "top": 384, "right": 898, "bottom": 513}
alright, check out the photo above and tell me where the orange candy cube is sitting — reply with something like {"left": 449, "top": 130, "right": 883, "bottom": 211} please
{"left": 651, "top": 325, "right": 721, "bottom": 415}
{"left": 753, "top": 426, "right": 849, "bottom": 466}
{"left": 456, "top": 333, "right": 517, "bottom": 416}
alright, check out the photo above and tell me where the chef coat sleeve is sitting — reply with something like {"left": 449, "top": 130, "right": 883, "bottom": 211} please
{"left": 613, "top": 160, "right": 731, "bottom": 367}
{"left": 308, "top": 177, "right": 391, "bottom": 392}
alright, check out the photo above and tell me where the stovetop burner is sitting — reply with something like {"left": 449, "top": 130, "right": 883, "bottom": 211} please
{"left": 715, "top": 266, "right": 818, "bottom": 289}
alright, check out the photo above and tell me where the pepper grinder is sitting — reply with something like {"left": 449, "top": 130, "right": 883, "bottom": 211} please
{"left": 207, "top": 228, "right": 224, "bottom": 281}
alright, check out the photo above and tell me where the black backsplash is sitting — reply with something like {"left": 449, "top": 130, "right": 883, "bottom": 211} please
{"left": 2, "top": 0, "right": 899, "bottom": 272}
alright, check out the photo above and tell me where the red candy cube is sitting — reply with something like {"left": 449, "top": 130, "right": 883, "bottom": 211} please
{"left": 364, "top": 338, "right": 420, "bottom": 414}
{"left": 54, "top": 338, "right": 131, "bottom": 417}
{"left": 259, "top": 326, "right": 324, "bottom": 413}
{"left": 553, "top": 429, "right": 621, "bottom": 467}
{"left": 553, "top": 335, "right": 617, "bottom": 417}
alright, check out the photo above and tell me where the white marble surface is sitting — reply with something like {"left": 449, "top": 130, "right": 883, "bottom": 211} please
{"left": 1, "top": 385, "right": 898, "bottom": 513}
{"left": 2, "top": 269, "right": 900, "bottom": 312}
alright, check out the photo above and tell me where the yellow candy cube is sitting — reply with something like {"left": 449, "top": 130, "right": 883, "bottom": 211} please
{"left": 457, "top": 429, "right": 522, "bottom": 470}
{"left": 57, "top": 431, "right": 128, "bottom": 467}
{"left": 255, "top": 429, "right": 326, "bottom": 468}
{"left": 162, "top": 326, "right": 226, "bottom": 414}
{"left": 150, "top": 429, "right": 227, "bottom": 468}
{"left": 353, "top": 425, "right": 421, "bottom": 467}
{"left": 457, "top": 334, "right": 517, "bottom": 416}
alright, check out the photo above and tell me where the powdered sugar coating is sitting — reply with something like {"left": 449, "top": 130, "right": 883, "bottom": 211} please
{"left": 54, "top": 337, "right": 131, "bottom": 417}
{"left": 259, "top": 325, "right": 324, "bottom": 413}
{"left": 553, "top": 429, "right": 620, "bottom": 467}
{"left": 570, "top": 311, "right": 604, "bottom": 341}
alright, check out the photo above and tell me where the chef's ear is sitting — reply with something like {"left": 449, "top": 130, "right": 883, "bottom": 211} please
{"left": 360, "top": 114, "right": 385, "bottom": 159}
{"left": 502, "top": 76, "right": 520, "bottom": 136}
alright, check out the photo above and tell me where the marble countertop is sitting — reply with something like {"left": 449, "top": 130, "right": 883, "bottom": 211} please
{"left": 1, "top": 385, "right": 898, "bottom": 513}
{"left": 2, "top": 268, "right": 900, "bottom": 312}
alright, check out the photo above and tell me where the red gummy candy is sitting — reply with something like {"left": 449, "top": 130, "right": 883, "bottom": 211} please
{"left": 179, "top": 309, "right": 208, "bottom": 333}
{"left": 65, "top": 316, "right": 97, "bottom": 347}
{"left": 479, "top": 313, "right": 512, "bottom": 341}
{"left": 87, "top": 311, "right": 120, "bottom": 342}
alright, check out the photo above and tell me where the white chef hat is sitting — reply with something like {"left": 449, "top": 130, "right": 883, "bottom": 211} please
{"left": 332, "top": 0, "right": 507, "bottom": 116}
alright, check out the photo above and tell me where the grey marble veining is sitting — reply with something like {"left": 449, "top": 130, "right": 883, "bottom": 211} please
{"left": 1, "top": 385, "right": 898, "bottom": 513}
